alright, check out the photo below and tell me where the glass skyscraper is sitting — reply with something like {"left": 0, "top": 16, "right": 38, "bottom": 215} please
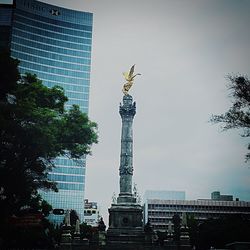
{"left": 0, "top": 0, "right": 93, "bottom": 223}
{"left": 0, "top": 4, "right": 13, "bottom": 49}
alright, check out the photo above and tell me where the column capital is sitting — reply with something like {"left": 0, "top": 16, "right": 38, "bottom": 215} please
{"left": 119, "top": 94, "right": 136, "bottom": 118}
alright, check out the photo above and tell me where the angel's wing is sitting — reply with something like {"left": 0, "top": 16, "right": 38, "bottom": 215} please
{"left": 123, "top": 72, "right": 129, "bottom": 80}
{"left": 131, "top": 73, "right": 141, "bottom": 80}
{"left": 128, "top": 64, "right": 135, "bottom": 78}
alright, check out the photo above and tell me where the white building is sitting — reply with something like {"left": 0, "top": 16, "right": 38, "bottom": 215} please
{"left": 144, "top": 191, "right": 250, "bottom": 231}
{"left": 83, "top": 199, "right": 100, "bottom": 227}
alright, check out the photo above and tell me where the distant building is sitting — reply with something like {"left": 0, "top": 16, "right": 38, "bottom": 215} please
{"left": 83, "top": 199, "right": 100, "bottom": 227}
{"left": 211, "top": 191, "right": 233, "bottom": 201}
{"left": 144, "top": 191, "right": 250, "bottom": 231}
{"left": 144, "top": 190, "right": 186, "bottom": 201}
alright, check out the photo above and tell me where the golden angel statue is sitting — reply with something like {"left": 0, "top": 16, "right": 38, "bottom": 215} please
{"left": 122, "top": 64, "right": 141, "bottom": 95}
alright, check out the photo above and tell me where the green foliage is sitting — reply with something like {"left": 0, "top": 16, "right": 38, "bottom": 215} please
{"left": 98, "top": 217, "right": 106, "bottom": 232}
{"left": 70, "top": 209, "right": 79, "bottom": 226}
{"left": 0, "top": 52, "right": 98, "bottom": 222}
{"left": 211, "top": 75, "right": 250, "bottom": 161}
{"left": 20, "top": 193, "right": 53, "bottom": 217}
{"left": 184, "top": 215, "right": 250, "bottom": 250}
{"left": 80, "top": 222, "right": 93, "bottom": 239}
{"left": 187, "top": 214, "right": 198, "bottom": 248}
{"left": 156, "top": 230, "right": 167, "bottom": 246}
{"left": 2, "top": 217, "right": 61, "bottom": 249}
{"left": 196, "top": 215, "right": 250, "bottom": 250}
{"left": 41, "top": 200, "right": 53, "bottom": 217}
{"left": 0, "top": 50, "right": 20, "bottom": 99}
{"left": 172, "top": 213, "right": 181, "bottom": 242}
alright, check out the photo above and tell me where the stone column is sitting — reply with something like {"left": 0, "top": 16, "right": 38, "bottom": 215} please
{"left": 117, "top": 94, "right": 136, "bottom": 204}
{"left": 107, "top": 93, "right": 144, "bottom": 245}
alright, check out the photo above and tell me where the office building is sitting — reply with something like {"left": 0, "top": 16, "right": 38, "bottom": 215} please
{"left": 0, "top": 0, "right": 93, "bottom": 224}
{"left": 211, "top": 191, "right": 233, "bottom": 201}
{"left": 144, "top": 191, "right": 250, "bottom": 231}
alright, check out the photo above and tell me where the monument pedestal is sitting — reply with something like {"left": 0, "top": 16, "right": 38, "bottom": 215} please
{"left": 107, "top": 203, "right": 144, "bottom": 245}
{"left": 60, "top": 225, "right": 72, "bottom": 250}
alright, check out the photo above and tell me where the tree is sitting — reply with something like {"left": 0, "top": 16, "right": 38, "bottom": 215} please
{"left": 0, "top": 51, "right": 98, "bottom": 222}
{"left": 172, "top": 213, "right": 181, "bottom": 242}
{"left": 211, "top": 75, "right": 250, "bottom": 161}
{"left": 196, "top": 215, "right": 250, "bottom": 250}
{"left": 70, "top": 209, "right": 79, "bottom": 226}
{"left": 187, "top": 214, "right": 198, "bottom": 248}
{"left": 80, "top": 222, "right": 93, "bottom": 240}
{"left": 98, "top": 217, "right": 106, "bottom": 232}
{"left": 0, "top": 49, "right": 20, "bottom": 99}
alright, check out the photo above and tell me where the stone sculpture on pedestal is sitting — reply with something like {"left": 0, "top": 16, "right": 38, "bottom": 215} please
{"left": 60, "top": 210, "right": 72, "bottom": 249}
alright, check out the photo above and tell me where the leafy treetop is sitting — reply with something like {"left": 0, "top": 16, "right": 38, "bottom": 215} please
{"left": 211, "top": 75, "right": 250, "bottom": 161}
{"left": 0, "top": 51, "right": 98, "bottom": 220}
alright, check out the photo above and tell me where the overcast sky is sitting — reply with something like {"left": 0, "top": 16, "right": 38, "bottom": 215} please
{"left": 2, "top": 0, "right": 250, "bottom": 222}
